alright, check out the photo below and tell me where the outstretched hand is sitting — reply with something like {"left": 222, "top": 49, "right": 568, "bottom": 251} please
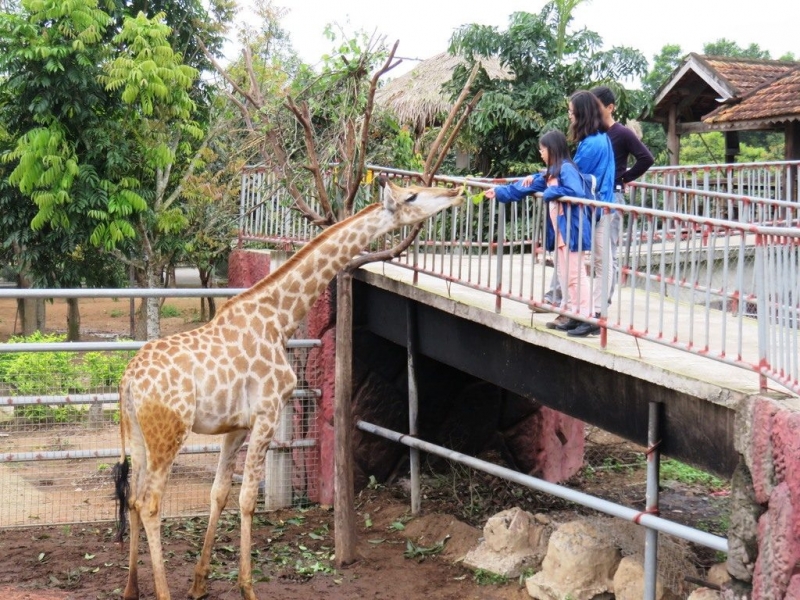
{"left": 485, "top": 188, "right": 496, "bottom": 200}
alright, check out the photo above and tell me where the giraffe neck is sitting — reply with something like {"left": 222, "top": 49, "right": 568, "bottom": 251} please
{"left": 236, "top": 204, "right": 390, "bottom": 336}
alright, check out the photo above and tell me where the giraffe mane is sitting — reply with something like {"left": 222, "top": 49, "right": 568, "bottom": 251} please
{"left": 217, "top": 203, "right": 383, "bottom": 316}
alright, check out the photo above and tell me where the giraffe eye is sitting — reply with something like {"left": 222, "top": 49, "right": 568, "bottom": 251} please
{"left": 404, "top": 193, "right": 418, "bottom": 203}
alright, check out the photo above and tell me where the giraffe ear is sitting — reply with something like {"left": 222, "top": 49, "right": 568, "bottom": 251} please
{"left": 381, "top": 177, "right": 400, "bottom": 212}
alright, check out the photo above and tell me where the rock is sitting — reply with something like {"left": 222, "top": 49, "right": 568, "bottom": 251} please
{"left": 612, "top": 556, "right": 669, "bottom": 600}
{"left": 463, "top": 507, "right": 550, "bottom": 578}
{"left": 688, "top": 589, "right": 722, "bottom": 600}
{"left": 707, "top": 562, "right": 731, "bottom": 588}
{"left": 524, "top": 520, "right": 620, "bottom": 600}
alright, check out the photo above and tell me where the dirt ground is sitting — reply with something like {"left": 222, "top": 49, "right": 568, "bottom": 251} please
{"left": 0, "top": 483, "right": 535, "bottom": 600}
{"left": 0, "top": 296, "right": 728, "bottom": 599}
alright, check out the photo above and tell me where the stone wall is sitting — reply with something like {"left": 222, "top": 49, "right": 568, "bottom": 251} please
{"left": 730, "top": 394, "right": 800, "bottom": 599}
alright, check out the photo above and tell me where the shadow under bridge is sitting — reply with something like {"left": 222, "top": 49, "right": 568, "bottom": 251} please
{"left": 352, "top": 273, "right": 738, "bottom": 479}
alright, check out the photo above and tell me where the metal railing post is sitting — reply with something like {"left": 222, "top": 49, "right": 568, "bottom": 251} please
{"left": 643, "top": 401, "right": 662, "bottom": 600}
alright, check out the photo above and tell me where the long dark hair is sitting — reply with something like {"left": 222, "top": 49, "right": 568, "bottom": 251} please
{"left": 539, "top": 129, "right": 574, "bottom": 179}
{"left": 568, "top": 90, "right": 605, "bottom": 143}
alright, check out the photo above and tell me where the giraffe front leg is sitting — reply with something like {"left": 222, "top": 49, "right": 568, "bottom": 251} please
{"left": 238, "top": 419, "right": 275, "bottom": 600}
{"left": 189, "top": 430, "right": 248, "bottom": 600}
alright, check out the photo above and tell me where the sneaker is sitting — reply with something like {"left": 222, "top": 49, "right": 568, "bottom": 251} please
{"left": 555, "top": 318, "right": 582, "bottom": 332}
{"left": 546, "top": 315, "right": 571, "bottom": 330}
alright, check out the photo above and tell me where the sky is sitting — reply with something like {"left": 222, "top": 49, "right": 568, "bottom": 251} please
{"left": 233, "top": 0, "right": 797, "bottom": 85}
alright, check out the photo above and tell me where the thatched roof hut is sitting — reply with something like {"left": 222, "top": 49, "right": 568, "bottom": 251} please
{"left": 376, "top": 52, "right": 511, "bottom": 132}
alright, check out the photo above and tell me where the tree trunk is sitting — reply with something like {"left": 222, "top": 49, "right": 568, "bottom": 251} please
{"left": 16, "top": 271, "right": 45, "bottom": 336}
{"left": 133, "top": 262, "right": 162, "bottom": 340}
{"left": 199, "top": 267, "right": 216, "bottom": 321}
{"left": 66, "top": 298, "right": 81, "bottom": 341}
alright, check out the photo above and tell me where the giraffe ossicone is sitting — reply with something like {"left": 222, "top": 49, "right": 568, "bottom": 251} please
{"left": 112, "top": 177, "right": 464, "bottom": 600}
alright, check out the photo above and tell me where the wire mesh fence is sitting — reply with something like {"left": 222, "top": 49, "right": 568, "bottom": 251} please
{"left": 0, "top": 325, "right": 321, "bottom": 529}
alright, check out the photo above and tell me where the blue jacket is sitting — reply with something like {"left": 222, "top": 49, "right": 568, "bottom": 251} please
{"left": 492, "top": 163, "right": 592, "bottom": 252}
{"left": 573, "top": 132, "right": 615, "bottom": 203}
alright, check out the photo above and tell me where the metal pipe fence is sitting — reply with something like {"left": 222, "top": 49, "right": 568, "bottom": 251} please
{"left": 239, "top": 164, "right": 800, "bottom": 395}
{"left": 0, "top": 289, "right": 322, "bottom": 528}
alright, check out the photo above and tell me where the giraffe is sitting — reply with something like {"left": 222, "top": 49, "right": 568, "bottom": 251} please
{"left": 112, "top": 177, "right": 464, "bottom": 600}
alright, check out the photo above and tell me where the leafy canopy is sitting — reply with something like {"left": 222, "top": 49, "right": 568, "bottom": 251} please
{"left": 447, "top": 1, "right": 647, "bottom": 175}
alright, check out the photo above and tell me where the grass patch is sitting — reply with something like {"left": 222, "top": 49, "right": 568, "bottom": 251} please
{"left": 160, "top": 304, "right": 182, "bottom": 318}
{"left": 660, "top": 459, "right": 725, "bottom": 489}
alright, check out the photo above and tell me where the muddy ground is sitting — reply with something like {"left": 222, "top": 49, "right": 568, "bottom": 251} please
{"left": 0, "top": 295, "right": 729, "bottom": 599}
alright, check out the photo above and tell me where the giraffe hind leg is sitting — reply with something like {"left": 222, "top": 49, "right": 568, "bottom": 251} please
{"left": 238, "top": 418, "right": 278, "bottom": 600}
{"left": 133, "top": 401, "right": 190, "bottom": 600}
{"left": 189, "top": 429, "right": 248, "bottom": 600}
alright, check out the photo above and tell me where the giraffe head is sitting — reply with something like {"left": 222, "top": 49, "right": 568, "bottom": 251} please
{"left": 380, "top": 177, "right": 464, "bottom": 227}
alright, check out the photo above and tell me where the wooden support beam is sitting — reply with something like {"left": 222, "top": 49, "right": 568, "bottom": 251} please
{"left": 334, "top": 271, "right": 356, "bottom": 566}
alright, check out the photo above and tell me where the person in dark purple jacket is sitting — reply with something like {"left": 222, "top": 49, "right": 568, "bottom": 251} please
{"left": 591, "top": 86, "right": 654, "bottom": 298}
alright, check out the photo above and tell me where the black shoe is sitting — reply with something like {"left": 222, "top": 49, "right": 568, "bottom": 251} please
{"left": 568, "top": 320, "right": 601, "bottom": 337}
{"left": 555, "top": 318, "right": 581, "bottom": 331}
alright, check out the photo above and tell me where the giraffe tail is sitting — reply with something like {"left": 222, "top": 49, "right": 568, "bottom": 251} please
{"left": 112, "top": 458, "right": 130, "bottom": 544}
{"left": 113, "top": 381, "right": 131, "bottom": 544}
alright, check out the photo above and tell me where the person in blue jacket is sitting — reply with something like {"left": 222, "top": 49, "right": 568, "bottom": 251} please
{"left": 486, "top": 130, "right": 594, "bottom": 331}
{"left": 565, "top": 89, "right": 616, "bottom": 336}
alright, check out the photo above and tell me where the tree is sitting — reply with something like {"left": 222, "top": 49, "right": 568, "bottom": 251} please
{"left": 447, "top": 1, "right": 648, "bottom": 175}
{"left": 0, "top": 0, "right": 234, "bottom": 339}
{"left": 703, "top": 39, "right": 771, "bottom": 59}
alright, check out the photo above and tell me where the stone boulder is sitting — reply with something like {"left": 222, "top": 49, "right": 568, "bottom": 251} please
{"left": 612, "top": 556, "right": 671, "bottom": 600}
{"left": 463, "top": 507, "right": 550, "bottom": 577}
{"left": 525, "top": 520, "right": 621, "bottom": 600}
{"left": 688, "top": 589, "right": 721, "bottom": 600}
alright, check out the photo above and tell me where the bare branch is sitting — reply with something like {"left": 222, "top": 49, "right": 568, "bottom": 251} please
{"left": 428, "top": 90, "right": 484, "bottom": 178}
{"left": 197, "top": 38, "right": 261, "bottom": 109}
{"left": 343, "top": 41, "right": 400, "bottom": 213}
{"left": 421, "top": 61, "right": 482, "bottom": 183}
{"left": 285, "top": 97, "right": 335, "bottom": 222}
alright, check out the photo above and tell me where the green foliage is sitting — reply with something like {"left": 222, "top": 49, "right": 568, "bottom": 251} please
{"left": 660, "top": 459, "right": 725, "bottom": 489}
{"left": 0, "top": 332, "right": 134, "bottom": 422}
{"left": 0, "top": 0, "right": 232, "bottom": 303}
{"left": 474, "top": 569, "right": 508, "bottom": 585}
{"left": 0, "top": 332, "right": 83, "bottom": 395}
{"left": 159, "top": 304, "right": 181, "bottom": 318}
{"left": 679, "top": 131, "right": 784, "bottom": 165}
{"left": 447, "top": 1, "right": 648, "bottom": 175}
{"left": 403, "top": 536, "right": 449, "bottom": 561}
{"left": 83, "top": 348, "right": 135, "bottom": 389}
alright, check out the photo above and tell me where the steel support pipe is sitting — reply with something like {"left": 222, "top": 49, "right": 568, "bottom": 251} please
{"left": 357, "top": 420, "right": 728, "bottom": 553}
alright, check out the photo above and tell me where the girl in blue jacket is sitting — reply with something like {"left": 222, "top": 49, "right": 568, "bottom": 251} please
{"left": 486, "top": 130, "right": 594, "bottom": 327}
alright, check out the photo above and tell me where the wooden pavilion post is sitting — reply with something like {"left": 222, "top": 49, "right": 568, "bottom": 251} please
{"left": 667, "top": 104, "right": 680, "bottom": 166}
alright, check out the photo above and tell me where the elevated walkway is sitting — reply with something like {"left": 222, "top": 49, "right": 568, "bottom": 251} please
{"left": 353, "top": 261, "right": 796, "bottom": 478}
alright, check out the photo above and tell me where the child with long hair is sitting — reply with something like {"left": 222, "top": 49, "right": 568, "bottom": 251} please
{"left": 486, "top": 130, "right": 593, "bottom": 328}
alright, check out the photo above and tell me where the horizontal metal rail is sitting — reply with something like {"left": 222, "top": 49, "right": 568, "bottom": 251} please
{"left": 358, "top": 420, "right": 728, "bottom": 553}
{"left": 1, "top": 439, "right": 317, "bottom": 463}
{"left": 0, "top": 338, "right": 321, "bottom": 353}
{"left": 0, "top": 288, "right": 248, "bottom": 299}
{"left": 2, "top": 388, "right": 321, "bottom": 407}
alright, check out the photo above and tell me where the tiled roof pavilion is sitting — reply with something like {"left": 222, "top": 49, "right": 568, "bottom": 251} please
{"left": 647, "top": 53, "right": 800, "bottom": 164}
